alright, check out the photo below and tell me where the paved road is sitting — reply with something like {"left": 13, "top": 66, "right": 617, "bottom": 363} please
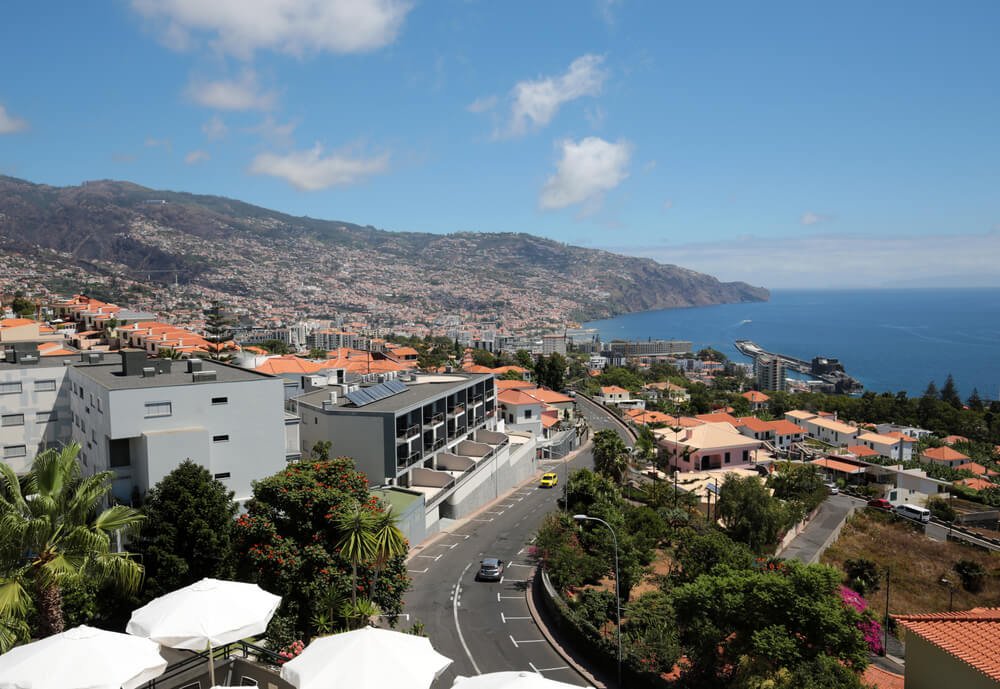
{"left": 779, "top": 493, "right": 865, "bottom": 563}
{"left": 403, "top": 398, "right": 632, "bottom": 688}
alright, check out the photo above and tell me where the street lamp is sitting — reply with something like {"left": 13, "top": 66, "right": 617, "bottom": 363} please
{"left": 574, "top": 514, "right": 622, "bottom": 688}
{"left": 939, "top": 577, "right": 956, "bottom": 612}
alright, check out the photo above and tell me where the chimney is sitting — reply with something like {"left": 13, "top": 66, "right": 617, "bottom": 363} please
{"left": 329, "top": 390, "right": 339, "bottom": 404}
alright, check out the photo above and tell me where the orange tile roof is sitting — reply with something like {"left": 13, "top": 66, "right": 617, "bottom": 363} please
{"left": 861, "top": 665, "right": 904, "bottom": 689}
{"left": 541, "top": 412, "right": 560, "bottom": 428}
{"left": 885, "top": 431, "right": 918, "bottom": 442}
{"left": 923, "top": 446, "right": 970, "bottom": 463}
{"left": 387, "top": 346, "right": 419, "bottom": 357}
{"left": 943, "top": 435, "right": 970, "bottom": 445}
{"left": 524, "top": 388, "right": 574, "bottom": 405}
{"left": 695, "top": 412, "right": 741, "bottom": 425}
{"left": 741, "top": 390, "right": 770, "bottom": 403}
{"left": 491, "top": 365, "right": 529, "bottom": 375}
{"left": 463, "top": 364, "right": 494, "bottom": 374}
{"left": 847, "top": 445, "right": 880, "bottom": 458}
{"left": 496, "top": 379, "right": 535, "bottom": 391}
{"left": 956, "top": 462, "right": 995, "bottom": 476}
{"left": 894, "top": 608, "right": 1000, "bottom": 682}
{"left": 600, "top": 385, "right": 629, "bottom": 394}
{"left": 766, "top": 420, "right": 806, "bottom": 436}
{"left": 811, "top": 457, "right": 865, "bottom": 474}
{"left": 628, "top": 410, "right": 676, "bottom": 425}
{"left": 37, "top": 343, "right": 75, "bottom": 357}
{"left": 736, "top": 416, "right": 772, "bottom": 433}
{"left": 498, "top": 390, "right": 542, "bottom": 406}
{"left": 0, "top": 318, "right": 36, "bottom": 328}
{"left": 254, "top": 356, "right": 324, "bottom": 375}
{"left": 958, "top": 477, "right": 996, "bottom": 492}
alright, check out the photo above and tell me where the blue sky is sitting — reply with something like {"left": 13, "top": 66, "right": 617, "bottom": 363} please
{"left": 1, "top": 1, "right": 998, "bottom": 288}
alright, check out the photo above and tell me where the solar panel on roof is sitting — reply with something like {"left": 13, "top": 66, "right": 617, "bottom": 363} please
{"left": 366, "top": 385, "right": 390, "bottom": 401}
{"left": 343, "top": 381, "right": 409, "bottom": 407}
{"left": 345, "top": 391, "right": 369, "bottom": 406}
{"left": 385, "top": 380, "right": 407, "bottom": 393}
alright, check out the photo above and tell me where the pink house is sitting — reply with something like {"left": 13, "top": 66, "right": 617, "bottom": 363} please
{"left": 654, "top": 423, "right": 764, "bottom": 472}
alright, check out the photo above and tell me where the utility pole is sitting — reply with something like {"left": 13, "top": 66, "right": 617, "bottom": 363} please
{"left": 883, "top": 566, "right": 890, "bottom": 656}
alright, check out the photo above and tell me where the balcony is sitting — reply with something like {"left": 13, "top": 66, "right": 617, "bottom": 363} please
{"left": 423, "top": 412, "right": 445, "bottom": 428}
{"left": 447, "top": 404, "right": 465, "bottom": 418}
{"left": 450, "top": 423, "right": 467, "bottom": 438}
{"left": 470, "top": 394, "right": 484, "bottom": 405}
{"left": 423, "top": 437, "right": 446, "bottom": 453}
{"left": 396, "top": 423, "right": 420, "bottom": 442}
{"left": 396, "top": 449, "right": 421, "bottom": 469}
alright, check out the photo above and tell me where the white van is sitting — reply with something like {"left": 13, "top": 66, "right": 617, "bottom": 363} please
{"left": 894, "top": 503, "right": 931, "bottom": 523}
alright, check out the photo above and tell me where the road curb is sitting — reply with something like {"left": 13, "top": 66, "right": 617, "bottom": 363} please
{"left": 524, "top": 566, "right": 605, "bottom": 689}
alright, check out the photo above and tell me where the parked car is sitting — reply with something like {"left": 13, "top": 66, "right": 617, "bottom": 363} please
{"left": 867, "top": 498, "right": 892, "bottom": 510}
{"left": 824, "top": 482, "right": 839, "bottom": 495}
{"left": 476, "top": 558, "right": 504, "bottom": 582}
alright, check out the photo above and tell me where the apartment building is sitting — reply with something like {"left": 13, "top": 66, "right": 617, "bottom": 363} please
{"left": 607, "top": 339, "right": 693, "bottom": 356}
{"left": 855, "top": 431, "right": 915, "bottom": 462}
{"left": 295, "top": 372, "right": 535, "bottom": 530}
{"left": 754, "top": 355, "right": 786, "bottom": 392}
{"left": 0, "top": 343, "right": 73, "bottom": 472}
{"left": 542, "top": 334, "right": 567, "bottom": 355}
{"left": 801, "top": 416, "right": 859, "bottom": 446}
{"left": 69, "top": 351, "right": 289, "bottom": 504}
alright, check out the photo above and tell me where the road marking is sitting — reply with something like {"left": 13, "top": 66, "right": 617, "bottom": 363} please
{"left": 501, "top": 613, "right": 531, "bottom": 623}
{"left": 507, "top": 562, "right": 533, "bottom": 568}
{"left": 407, "top": 567, "right": 428, "bottom": 574}
{"left": 510, "top": 635, "right": 544, "bottom": 647}
{"left": 484, "top": 510, "right": 505, "bottom": 515}
{"left": 473, "top": 518, "right": 494, "bottom": 522}
{"left": 498, "top": 592, "right": 522, "bottom": 601}
{"left": 416, "top": 553, "right": 443, "bottom": 560}
{"left": 454, "top": 563, "right": 481, "bottom": 675}
{"left": 529, "top": 662, "right": 570, "bottom": 673}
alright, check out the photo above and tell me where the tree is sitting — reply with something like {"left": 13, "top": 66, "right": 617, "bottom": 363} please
{"left": 717, "top": 473, "right": 798, "bottom": 554}
{"left": 515, "top": 349, "right": 534, "bottom": 369}
{"left": 307, "top": 347, "right": 329, "bottom": 360}
{"left": 927, "top": 496, "right": 956, "bottom": 522}
{"left": 843, "top": 559, "right": 880, "bottom": 596}
{"left": 534, "top": 353, "right": 567, "bottom": 391}
{"left": 940, "top": 374, "right": 962, "bottom": 409}
{"left": 203, "top": 301, "right": 234, "bottom": 360}
{"left": 968, "top": 388, "right": 985, "bottom": 412}
{"left": 672, "top": 561, "right": 869, "bottom": 685}
{"left": 136, "top": 460, "right": 237, "bottom": 602}
{"left": 335, "top": 502, "right": 378, "bottom": 606}
{"left": 0, "top": 444, "right": 144, "bottom": 645}
{"left": 769, "top": 462, "right": 826, "bottom": 512}
{"left": 260, "top": 339, "right": 291, "bottom": 355}
{"left": 592, "top": 430, "right": 629, "bottom": 483}
{"left": 233, "top": 458, "right": 409, "bottom": 644}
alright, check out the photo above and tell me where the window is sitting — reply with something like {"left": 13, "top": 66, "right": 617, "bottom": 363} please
{"left": 34, "top": 379, "right": 57, "bottom": 392}
{"left": 213, "top": 434, "right": 230, "bottom": 443}
{"left": 211, "top": 396, "right": 228, "bottom": 405}
{"left": 0, "top": 382, "right": 22, "bottom": 395}
{"left": 36, "top": 411, "right": 57, "bottom": 423}
{"left": 3, "top": 445, "right": 26, "bottom": 459}
{"left": 724, "top": 452, "right": 731, "bottom": 464}
{"left": 524, "top": 409, "right": 532, "bottom": 419}
{"left": 1, "top": 414, "right": 24, "bottom": 427}
{"left": 144, "top": 401, "right": 172, "bottom": 418}
{"left": 214, "top": 472, "right": 231, "bottom": 479}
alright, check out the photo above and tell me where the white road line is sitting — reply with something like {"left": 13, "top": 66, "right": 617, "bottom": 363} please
{"left": 509, "top": 634, "right": 519, "bottom": 648}
{"left": 484, "top": 510, "right": 505, "bottom": 515}
{"left": 511, "top": 638, "right": 544, "bottom": 646}
{"left": 416, "top": 553, "right": 442, "bottom": 560}
{"left": 503, "top": 615, "right": 531, "bottom": 621}
{"left": 454, "top": 563, "right": 481, "bottom": 675}
{"left": 497, "top": 592, "right": 522, "bottom": 601}
{"left": 473, "top": 518, "right": 494, "bottom": 522}
{"left": 529, "top": 662, "right": 570, "bottom": 673}
{"left": 407, "top": 567, "right": 428, "bottom": 574}
{"left": 507, "top": 563, "right": 533, "bottom": 568}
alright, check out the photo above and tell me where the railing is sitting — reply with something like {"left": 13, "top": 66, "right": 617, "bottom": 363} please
{"left": 397, "top": 449, "right": 421, "bottom": 468}
{"left": 450, "top": 424, "right": 467, "bottom": 438}
{"left": 448, "top": 404, "right": 465, "bottom": 417}
{"left": 424, "top": 437, "right": 446, "bottom": 452}
{"left": 396, "top": 424, "right": 420, "bottom": 441}
{"left": 470, "top": 394, "right": 484, "bottom": 405}
{"left": 423, "top": 412, "right": 445, "bottom": 427}
{"left": 141, "top": 639, "right": 283, "bottom": 689}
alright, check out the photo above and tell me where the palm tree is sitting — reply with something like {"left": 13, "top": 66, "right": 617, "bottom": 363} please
{"left": 368, "top": 508, "right": 407, "bottom": 599}
{"left": 592, "top": 429, "right": 629, "bottom": 483}
{"left": 335, "top": 502, "right": 377, "bottom": 606}
{"left": 0, "top": 444, "right": 144, "bottom": 645}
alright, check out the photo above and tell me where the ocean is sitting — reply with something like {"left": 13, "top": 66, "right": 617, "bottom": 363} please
{"left": 584, "top": 288, "right": 1000, "bottom": 399}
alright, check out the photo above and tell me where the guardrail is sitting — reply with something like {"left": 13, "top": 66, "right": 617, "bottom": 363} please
{"left": 141, "top": 639, "right": 283, "bottom": 689}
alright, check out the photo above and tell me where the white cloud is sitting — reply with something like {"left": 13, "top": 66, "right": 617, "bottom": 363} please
{"left": 466, "top": 95, "right": 497, "bottom": 113}
{"left": 187, "top": 70, "right": 276, "bottom": 111}
{"left": 615, "top": 232, "right": 1000, "bottom": 289}
{"left": 0, "top": 104, "right": 28, "bottom": 134}
{"left": 131, "top": 0, "right": 412, "bottom": 59}
{"left": 801, "top": 211, "right": 833, "bottom": 226}
{"left": 540, "top": 136, "right": 632, "bottom": 210}
{"left": 202, "top": 115, "right": 228, "bottom": 140}
{"left": 249, "top": 144, "right": 389, "bottom": 190}
{"left": 247, "top": 115, "right": 297, "bottom": 145}
{"left": 504, "top": 54, "right": 608, "bottom": 137}
{"left": 185, "top": 149, "right": 210, "bottom": 164}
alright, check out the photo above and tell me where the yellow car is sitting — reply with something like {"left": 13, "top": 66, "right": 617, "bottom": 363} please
{"left": 539, "top": 472, "right": 559, "bottom": 488}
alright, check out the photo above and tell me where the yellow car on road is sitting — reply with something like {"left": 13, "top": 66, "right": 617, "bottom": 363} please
{"left": 539, "top": 472, "right": 558, "bottom": 488}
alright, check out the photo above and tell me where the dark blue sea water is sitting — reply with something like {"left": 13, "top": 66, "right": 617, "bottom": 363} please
{"left": 585, "top": 289, "right": 1000, "bottom": 399}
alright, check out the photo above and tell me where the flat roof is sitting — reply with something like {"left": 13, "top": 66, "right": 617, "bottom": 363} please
{"left": 0, "top": 356, "right": 75, "bottom": 371}
{"left": 371, "top": 487, "right": 423, "bottom": 513}
{"left": 297, "top": 373, "right": 493, "bottom": 414}
{"left": 71, "top": 360, "right": 274, "bottom": 390}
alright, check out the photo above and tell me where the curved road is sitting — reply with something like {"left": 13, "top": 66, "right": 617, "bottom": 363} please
{"left": 403, "top": 397, "right": 632, "bottom": 688}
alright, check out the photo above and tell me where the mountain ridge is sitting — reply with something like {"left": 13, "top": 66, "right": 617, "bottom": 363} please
{"left": 0, "top": 175, "right": 768, "bottom": 326}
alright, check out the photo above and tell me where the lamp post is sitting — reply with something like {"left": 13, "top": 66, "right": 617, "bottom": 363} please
{"left": 574, "top": 514, "right": 622, "bottom": 688}
{"left": 939, "top": 577, "right": 956, "bottom": 612}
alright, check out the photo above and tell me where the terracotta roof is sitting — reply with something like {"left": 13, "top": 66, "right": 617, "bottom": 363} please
{"left": 956, "top": 462, "right": 996, "bottom": 477}
{"left": 254, "top": 355, "right": 324, "bottom": 375}
{"left": 943, "top": 435, "right": 970, "bottom": 446}
{"left": 894, "top": 608, "right": 1000, "bottom": 682}
{"left": 808, "top": 416, "right": 858, "bottom": 435}
{"left": 861, "top": 665, "right": 904, "bottom": 689}
{"left": 811, "top": 457, "right": 865, "bottom": 474}
{"left": 524, "top": 388, "right": 574, "bottom": 405}
{"left": 491, "top": 365, "right": 529, "bottom": 375}
{"left": 847, "top": 445, "right": 880, "bottom": 458}
{"left": 741, "top": 390, "right": 770, "bottom": 403}
{"left": 736, "top": 416, "right": 772, "bottom": 433}
{"left": 766, "top": 420, "right": 806, "bottom": 436}
{"left": 695, "top": 412, "right": 741, "bottom": 425}
{"left": 785, "top": 409, "right": 816, "bottom": 421}
{"left": 496, "top": 379, "right": 534, "bottom": 391}
{"left": 923, "top": 446, "right": 970, "bottom": 463}
{"left": 462, "top": 364, "right": 494, "bottom": 374}
{"left": 957, "top": 477, "right": 996, "bottom": 492}
{"left": 885, "top": 431, "right": 918, "bottom": 442}
{"left": 856, "top": 431, "right": 903, "bottom": 446}
{"left": 600, "top": 385, "right": 629, "bottom": 395}
{"left": 627, "top": 410, "right": 676, "bottom": 425}
{"left": 498, "top": 390, "right": 542, "bottom": 406}
{"left": 0, "top": 318, "right": 36, "bottom": 328}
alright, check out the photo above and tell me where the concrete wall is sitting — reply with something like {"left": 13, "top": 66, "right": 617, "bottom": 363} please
{"left": 903, "top": 632, "right": 998, "bottom": 689}
{"left": 0, "top": 365, "right": 72, "bottom": 472}
{"left": 298, "top": 410, "right": 389, "bottom": 486}
{"left": 440, "top": 434, "right": 537, "bottom": 520}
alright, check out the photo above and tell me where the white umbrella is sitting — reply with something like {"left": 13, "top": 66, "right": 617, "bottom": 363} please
{"left": 127, "top": 578, "right": 281, "bottom": 686}
{"left": 0, "top": 624, "right": 167, "bottom": 689}
{"left": 451, "top": 671, "right": 593, "bottom": 689}
{"left": 280, "top": 626, "right": 452, "bottom": 689}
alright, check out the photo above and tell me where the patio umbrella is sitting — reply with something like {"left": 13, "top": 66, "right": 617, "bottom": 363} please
{"left": 280, "top": 626, "right": 452, "bottom": 689}
{"left": 126, "top": 578, "right": 281, "bottom": 686}
{"left": 452, "top": 672, "right": 593, "bottom": 689}
{"left": 0, "top": 624, "right": 167, "bottom": 689}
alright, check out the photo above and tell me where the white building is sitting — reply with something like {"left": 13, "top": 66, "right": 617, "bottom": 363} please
{"left": 856, "top": 431, "right": 915, "bottom": 462}
{"left": 69, "top": 351, "right": 290, "bottom": 504}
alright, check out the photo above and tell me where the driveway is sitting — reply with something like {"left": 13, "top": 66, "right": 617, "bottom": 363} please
{"left": 780, "top": 493, "right": 863, "bottom": 563}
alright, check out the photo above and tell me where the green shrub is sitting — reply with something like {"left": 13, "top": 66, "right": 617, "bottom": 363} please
{"left": 928, "top": 497, "right": 956, "bottom": 522}
{"left": 955, "top": 560, "right": 987, "bottom": 593}
{"left": 843, "top": 558, "right": 881, "bottom": 596}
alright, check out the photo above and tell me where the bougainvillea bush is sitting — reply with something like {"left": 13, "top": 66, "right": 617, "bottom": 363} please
{"left": 233, "top": 458, "right": 409, "bottom": 646}
{"left": 840, "top": 586, "right": 884, "bottom": 655}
